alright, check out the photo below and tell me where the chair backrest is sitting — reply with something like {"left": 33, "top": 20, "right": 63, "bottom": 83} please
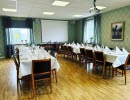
{"left": 15, "top": 48, "right": 20, "bottom": 65}
{"left": 63, "top": 46, "right": 68, "bottom": 51}
{"left": 32, "top": 58, "right": 51, "bottom": 77}
{"left": 86, "top": 49, "right": 93, "bottom": 59}
{"left": 125, "top": 54, "right": 130, "bottom": 67}
{"left": 94, "top": 51, "right": 104, "bottom": 63}
{"left": 61, "top": 45, "right": 64, "bottom": 50}
{"left": 12, "top": 55, "right": 19, "bottom": 70}
{"left": 67, "top": 46, "right": 73, "bottom": 52}
{"left": 80, "top": 48, "right": 85, "bottom": 55}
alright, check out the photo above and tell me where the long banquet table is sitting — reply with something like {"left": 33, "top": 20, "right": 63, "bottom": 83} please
{"left": 67, "top": 45, "right": 128, "bottom": 68}
{"left": 19, "top": 46, "right": 60, "bottom": 78}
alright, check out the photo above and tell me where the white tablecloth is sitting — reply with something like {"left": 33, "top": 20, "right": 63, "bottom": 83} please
{"left": 19, "top": 47, "right": 60, "bottom": 78}
{"left": 70, "top": 45, "right": 128, "bottom": 68}
{"left": 105, "top": 53, "right": 128, "bottom": 68}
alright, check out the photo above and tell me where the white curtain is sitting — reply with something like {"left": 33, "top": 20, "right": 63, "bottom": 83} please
{"left": 83, "top": 19, "right": 94, "bottom": 43}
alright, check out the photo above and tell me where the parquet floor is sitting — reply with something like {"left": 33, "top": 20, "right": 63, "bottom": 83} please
{"left": 0, "top": 55, "right": 130, "bottom": 100}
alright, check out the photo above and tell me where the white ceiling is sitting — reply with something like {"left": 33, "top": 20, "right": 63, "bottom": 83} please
{"left": 0, "top": 0, "right": 130, "bottom": 20}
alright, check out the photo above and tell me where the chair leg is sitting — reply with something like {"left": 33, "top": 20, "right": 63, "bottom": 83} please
{"left": 124, "top": 70, "right": 126, "bottom": 85}
{"left": 54, "top": 69, "right": 57, "bottom": 83}
{"left": 102, "top": 65, "right": 105, "bottom": 78}
{"left": 50, "top": 80, "right": 52, "bottom": 93}
{"left": 112, "top": 67, "right": 114, "bottom": 78}
{"left": 122, "top": 70, "right": 124, "bottom": 77}
{"left": 116, "top": 68, "right": 117, "bottom": 76}
{"left": 52, "top": 70, "right": 54, "bottom": 79}
{"left": 109, "top": 66, "right": 110, "bottom": 78}
{"left": 55, "top": 69, "right": 57, "bottom": 83}
{"left": 32, "top": 78, "right": 36, "bottom": 96}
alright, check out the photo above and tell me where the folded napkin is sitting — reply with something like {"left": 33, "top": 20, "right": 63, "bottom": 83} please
{"left": 93, "top": 46, "right": 97, "bottom": 50}
{"left": 67, "top": 43, "right": 71, "bottom": 46}
{"left": 63, "top": 43, "right": 67, "bottom": 46}
{"left": 122, "top": 47, "right": 129, "bottom": 54}
{"left": 81, "top": 43, "right": 85, "bottom": 47}
{"left": 104, "top": 46, "right": 111, "bottom": 54}
{"left": 101, "top": 44, "right": 105, "bottom": 49}
{"left": 97, "top": 45, "right": 101, "bottom": 51}
{"left": 116, "top": 46, "right": 123, "bottom": 54}
{"left": 77, "top": 43, "right": 81, "bottom": 47}
{"left": 72, "top": 41, "right": 75, "bottom": 44}
{"left": 72, "top": 43, "right": 76, "bottom": 47}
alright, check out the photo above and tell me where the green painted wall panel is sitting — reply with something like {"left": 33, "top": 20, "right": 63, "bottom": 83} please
{"left": 33, "top": 20, "right": 42, "bottom": 44}
{"left": 75, "top": 20, "right": 83, "bottom": 43}
{"left": 0, "top": 18, "right": 5, "bottom": 57}
{"left": 68, "top": 21, "right": 76, "bottom": 43}
{"left": 101, "top": 5, "right": 130, "bottom": 51}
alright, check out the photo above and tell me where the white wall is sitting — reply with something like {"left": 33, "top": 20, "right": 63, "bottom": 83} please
{"left": 41, "top": 20, "right": 68, "bottom": 42}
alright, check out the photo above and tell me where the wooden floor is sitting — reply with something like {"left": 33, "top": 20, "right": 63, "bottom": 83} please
{"left": 0, "top": 55, "right": 130, "bottom": 100}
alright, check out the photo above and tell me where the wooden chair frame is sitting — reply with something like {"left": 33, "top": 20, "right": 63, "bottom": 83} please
{"left": 31, "top": 58, "right": 52, "bottom": 96}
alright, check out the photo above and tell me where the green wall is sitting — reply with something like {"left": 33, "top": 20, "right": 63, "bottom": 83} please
{"left": 68, "top": 21, "right": 76, "bottom": 43}
{"left": 0, "top": 18, "right": 5, "bottom": 57}
{"left": 33, "top": 19, "right": 42, "bottom": 44}
{"left": 101, "top": 5, "right": 130, "bottom": 51}
{"left": 75, "top": 20, "right": 83, "bottom": 43}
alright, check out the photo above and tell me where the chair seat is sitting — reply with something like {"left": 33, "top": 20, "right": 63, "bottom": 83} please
{"left": 34, "top": 74, "right": 50, "bottom": 80}
{"left": 117, "top": 65, "right": 130, "bottom": 70}
{"left": 96, "top": 62, "right": 111, "bottom": 66}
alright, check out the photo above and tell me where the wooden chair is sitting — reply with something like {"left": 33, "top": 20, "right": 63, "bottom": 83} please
{"left": 94, "top": 51, "right": 110, "bottom": 78}
{"left": 31, "top": 58, "right": 52, "bottom": 96}
{"left": 52, "top": 68, "right": 57, "bottom": 83}
{"left": 12, "top": 55, "right": 20, "bottom": 88}
{"left": 66, "top": 46, "right": 72, "bottom": 59}
{"left": 115, "top": 54, "right": 130, "bottom": 85}
{"left": 79, "top": 48, "right": 86, "bottom": 65}
{"left": 68, "top": 46, "right": 77, "bottom": 61}
{"left": 85, "top": 49, "right": 94, "bottom": 71}
{"left": 15, "top": 48, "right": 20, "bottom": 65}
{"left": 63, "top": 46, "right": 68, "bottom": 58}
{"left": 60, "top": 45, "right": 65, "bottom": 57}
{"left": 48, "top": 52, "right": 57, "bottom": 83}
{"left": 12, "top": 54, "right": 31, "bottom": 91}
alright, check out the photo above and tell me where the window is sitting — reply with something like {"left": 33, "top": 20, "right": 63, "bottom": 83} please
{"left": 9, "top": 28, "right": 31, "bottom": 44}
{"left": 83, "top": 18, "right": 94, "bottom": 43}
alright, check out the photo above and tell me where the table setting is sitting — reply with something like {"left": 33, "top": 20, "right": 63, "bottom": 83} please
{"left": 18, "top": 45, "right": 60, "bottom": 78}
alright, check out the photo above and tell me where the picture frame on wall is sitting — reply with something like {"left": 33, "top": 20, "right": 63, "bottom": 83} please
{"left": 111, "top": 22, "right": 124, "bottom": 40}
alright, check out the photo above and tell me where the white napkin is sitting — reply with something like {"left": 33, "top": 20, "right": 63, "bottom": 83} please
{"left": 68, "top": 43, "right": 71, "bottom": 46}
{"left": 122, "top": 47, "right": 129, "bottom": 54}
{"left": 101, "top": 44, "right": 105, "bottom": 49}
{"left": 72, "top": 41, "right": 75, "bottom": 44}
{"left": 81, "top": 43, "right": 85, "bottom": 47}
{"left": 63, "top": 43, "right": 67, "bottom": 46}
{"left": 72, "top": 43, "right": 76, "bottom": 47}
{"left": 77, "top": 43, "right": 81, "bottom": 47}
{"left": 116, "top": 46, "right": 123, "bottom": 54}
{"left": 97, "top": 45, "right": 101, "bottom": 51}
{"left": 93, "top": 46, "right": 97, "bottom": 50}
{"left": 104, "top": 46, "right": 111, "bottom": 54}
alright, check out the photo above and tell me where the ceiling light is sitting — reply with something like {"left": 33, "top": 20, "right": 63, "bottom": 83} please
{"left": 2, "top": 8, "right": 17, "bottom": 12}
{"left": 42, "top": 12, "right": 55, "bottom": 15}
{"left": 73, "top": 15, "right": 83, "bottom": 17}
{"left": 52, "top": 1, "right": 70, "bottom": 7}
{"left": 90, "top": 6, "right": 106, "bottom": 10}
